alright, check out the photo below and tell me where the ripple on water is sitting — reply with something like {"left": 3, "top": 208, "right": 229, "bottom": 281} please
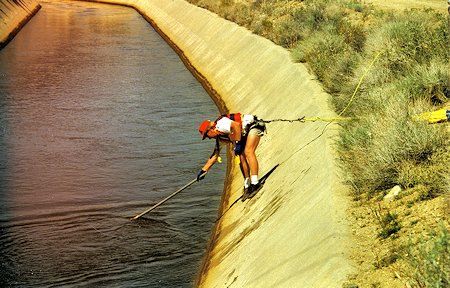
{"left": 0, "top": 1, "right": 225, "bottom": 287}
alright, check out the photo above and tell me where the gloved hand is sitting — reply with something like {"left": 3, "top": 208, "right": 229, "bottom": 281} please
{"left": 197, "top": 170, "right": 207, "bottom": 181}
{"left": 234, "top": 141, "right": 243, "bottom": 155}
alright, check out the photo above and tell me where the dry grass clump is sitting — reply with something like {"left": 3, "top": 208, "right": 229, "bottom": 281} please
{"left": 338, "top": 9, "right": 449, "bottom": 200}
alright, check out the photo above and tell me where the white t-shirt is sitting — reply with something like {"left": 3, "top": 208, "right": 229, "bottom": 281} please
{"left": 211, "top": 114, "right": 255, "bottom": 157}
{"left": 215, "top": 117, "right": 233, "bottom": 134}
{"left": 215, "top": 114, "right": 255, "bottom": 135}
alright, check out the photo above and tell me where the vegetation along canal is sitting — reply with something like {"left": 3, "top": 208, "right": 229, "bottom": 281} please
{"left": 0, "top": 1, "right": 225, "bottom": 287}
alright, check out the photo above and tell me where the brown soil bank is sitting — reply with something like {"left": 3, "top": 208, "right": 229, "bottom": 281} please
{"left": 0, "top": 0, "right": 41, "bottom": 49}
{"left": 366, "top": 0, "right": 446, "bottom": 12}
{"left": 91, "top": 0, "right": 354, "bottom": 286}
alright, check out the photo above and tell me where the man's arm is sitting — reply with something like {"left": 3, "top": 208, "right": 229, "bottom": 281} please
{"left": 197, "top": 140, "right": 221, "bottom": 181}
{"left": 202, "top": 154, "right": 219, "bottom": 172}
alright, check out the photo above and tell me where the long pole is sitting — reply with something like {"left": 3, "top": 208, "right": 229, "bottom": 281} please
{"left": 132, "top": 178, "right": 198, "bottom": 220}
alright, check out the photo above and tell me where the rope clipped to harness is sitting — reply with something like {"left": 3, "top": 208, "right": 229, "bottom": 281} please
{"left": 260, "top": 116, "right": 352, "bottom": 124}
{"left": 260, "top": 116, "right": 306, "bottom": 123}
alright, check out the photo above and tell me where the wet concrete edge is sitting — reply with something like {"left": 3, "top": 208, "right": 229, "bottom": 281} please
{"left": 0, "top": 0, "right": 41, "bottom": 49}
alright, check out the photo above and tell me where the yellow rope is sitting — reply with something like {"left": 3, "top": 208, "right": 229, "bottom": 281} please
{"left": 303, "top": 117, "right": 352, "bottom": 122}
{"left": 336, "top": 51, "right": 382, "bottom": 119}
{"left": 302, "top": 51, "right": 382, "bottom": 122}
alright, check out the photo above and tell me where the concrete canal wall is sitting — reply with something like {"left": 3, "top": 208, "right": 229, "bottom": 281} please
{"left": 0, "top": 0, "right": 40, "bottom": 48}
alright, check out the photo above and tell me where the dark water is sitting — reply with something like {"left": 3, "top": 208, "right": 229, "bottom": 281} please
{"left": 0, "top": 1, "right": 225, "bottom": 287}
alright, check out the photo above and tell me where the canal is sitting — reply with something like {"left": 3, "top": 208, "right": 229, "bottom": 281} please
{"left": 0, "top": 1, "right": 225, "bottom": 287}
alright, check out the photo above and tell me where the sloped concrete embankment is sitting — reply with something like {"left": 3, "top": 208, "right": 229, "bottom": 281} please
{"left": 90, "top": 0, "right": 355, "bottom": 286}
{"left": 0, "top": 0, "right": 41, "bottom": 49}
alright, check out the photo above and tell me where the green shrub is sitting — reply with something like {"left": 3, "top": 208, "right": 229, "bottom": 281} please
{"left": 378, "top": 211, "right": 401, "bottom": 239}
{"left": 405, "top": 226, "right": 450, "bottom": 287}
{"left": 338, "top": 83, "right": 448, "bottom": 196}
{"left": 370, "top": 10, "right": 448, "bottom": 79}
{"left": 396, "top": 148, "right": 449, "bottom": 198}
{"left": 397, "top": 62, "right": 450, "bottom": 105}
{"left": 274, "top": 15, "right": 303, "bottom": 48}
{"left": 293, "top": 28, "right": 359, "bottom": 93}
{"left": 222, "top": 3, "right": 255, "bottom": 26}
{"left": 338, "top": 21, "right": 366, "bottom": 52}
{"left": 294, "top": 1, "right": 327, "bottom": 31}
{"left": 251, "top": 14, "right": 274, "bottom": 39}
{"left": 335, "top": 8, "right": 448, "bottom": 197}
{"left": 342, "top": 0, "right": 365, "bottom": 13}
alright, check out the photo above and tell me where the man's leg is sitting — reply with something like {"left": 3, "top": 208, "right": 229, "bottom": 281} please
{"left": 244, "top": 135, "right": 261, "bottom": 182}
{"left": 239, "top": 154, "right": 250, "bottom": 178}
{"left": 239, "top": 154, "right": 251, "bottom": 193}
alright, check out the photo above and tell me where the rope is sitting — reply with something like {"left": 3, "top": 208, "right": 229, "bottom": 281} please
{"left": 260, "top": 51, "right": 382, "bottom": 125}
{"left": 261, "top": 116, "right": 306, "bottom": 123}
{"left": 277, "top": 51, "right": 382, "bottom": 164}
{"left": 260, "top": 116, "right": 352, "bottom": 123}
{"left": 303, "top": 116, "right": 351, "bottom": 122}
{"left": 260, "top": 115, "right": 352, "bottom": 124}
{"left": 336, "top": 50, "right": 382, "bottom": 118}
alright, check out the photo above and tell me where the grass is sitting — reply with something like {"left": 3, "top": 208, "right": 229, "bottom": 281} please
{"left": 185, "top": 0, "right": 449, "bottom": 286}
{"left": 405, "top": 225, "right": 450, "bottom": 287}
{"left": 372, "top": 204, "right": 402, "bottom": 239}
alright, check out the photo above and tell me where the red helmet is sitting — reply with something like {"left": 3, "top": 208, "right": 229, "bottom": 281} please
{"left": 199, "top": 120, "right": 211, "bottom": 140}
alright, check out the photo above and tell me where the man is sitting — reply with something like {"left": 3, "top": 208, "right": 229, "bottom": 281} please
{"left": 197, "top": 113, "right": 266, "bottom": 196}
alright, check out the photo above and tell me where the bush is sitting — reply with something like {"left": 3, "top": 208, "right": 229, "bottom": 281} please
{"left": 373, "top": 206, "right": 401, "bottom": 239}
{"left": 397, "top": 62, "right": 450, "bottom": 105}
{"left": 274, "top": 15, "right": 303, "bottom": 48}
{"left": 405, "top": 226, "right": 450, "bottom": 287}
{"left": 370, "top": 10, "right": 448, "bottom": 79}
{"left": 292, "top": 28, "right": 360, "bottom": 93}
{"left": 338, "top": 85, "right": 448, "bottom": 196}
{"left": 396, "top": 148, "right": 449, "bottom": 198}
{"left": 336, "top": 8, "right": 449, "bottom": 197}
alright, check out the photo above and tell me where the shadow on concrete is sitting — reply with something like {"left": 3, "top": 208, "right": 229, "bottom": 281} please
{"left": 215, "top": 164, "right": 280, "bottom": 222}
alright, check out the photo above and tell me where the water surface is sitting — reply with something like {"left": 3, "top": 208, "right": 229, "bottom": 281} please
{"left": 0, "top": 1, "right": 225, "bottom": 287}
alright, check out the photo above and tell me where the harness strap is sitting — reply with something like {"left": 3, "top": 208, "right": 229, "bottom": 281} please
{"left": 227, "top": 113, "right": 242, "bottom": 123}
{"left": 217, "top": 113, "right": 242, "bottom": 123}
{"left": 212, "top": 113, "right": 243, "bottom": 140}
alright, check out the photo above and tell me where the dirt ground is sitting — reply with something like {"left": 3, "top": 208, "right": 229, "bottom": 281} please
{"left": 344, "top": 188, "right": 449, "bottom": 287}
{"left": 365, "top": 0, "right": 447, "bottom": 13}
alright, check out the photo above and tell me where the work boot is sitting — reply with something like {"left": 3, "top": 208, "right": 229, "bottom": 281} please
{"left": 242, "top": 186, "right": 250, "bottom": 202}
{"left": 247, "top": 182, "right": 262, "bottom": 199}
